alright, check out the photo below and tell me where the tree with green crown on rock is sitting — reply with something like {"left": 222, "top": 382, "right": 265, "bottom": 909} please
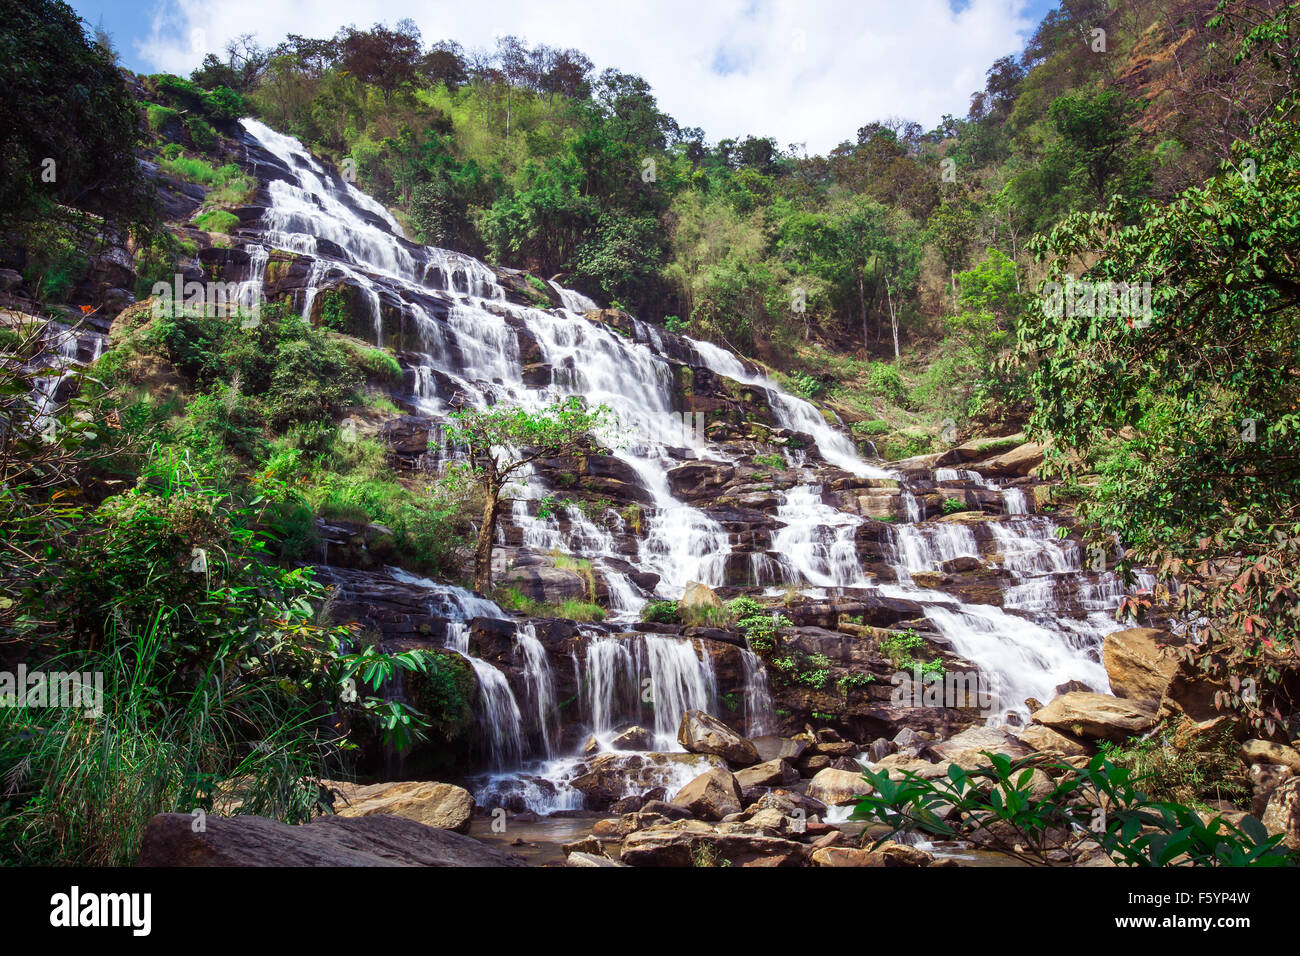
{"left": 445, "top": 397, "right": 613, "bottom": 595}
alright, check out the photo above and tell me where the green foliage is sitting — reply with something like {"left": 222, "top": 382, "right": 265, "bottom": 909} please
{"left": 194, "top": 208, "right": 239, "bottom": 234}
{"left": 1021, "top": 100, "right": 1300, "bottom": 731}
{"left": 1098, "top": 719, "right": 1251, "bottom": 809}
{"left": 854, "top": 752, "right": 1296, "bottom": 867}
{"left": 942, "top": 497, "right": 967, "bottom": 515}
{"left": 0, "top": 0, "right": 155, "bottom": 235}
{"left": 640, "top": 600, "right": 680, "bottom": 624}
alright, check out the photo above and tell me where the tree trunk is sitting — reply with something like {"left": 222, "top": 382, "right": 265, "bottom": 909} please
{"left": 473, "top": 488, "right": 500, "bottom": 595}
{"left": 858, "top": 271, "right": 868, "bottom": 351}
{"left": 885, "top": 276, "right": 900, "bottom": 363}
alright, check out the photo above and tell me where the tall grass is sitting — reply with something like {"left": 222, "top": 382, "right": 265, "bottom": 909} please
{"left": 0, "top": 610, "right": 329, "bottom": 866}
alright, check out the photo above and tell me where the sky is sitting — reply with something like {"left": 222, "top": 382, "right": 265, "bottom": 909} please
{"left": 72, "top": 0, "right": 1059, "bottom": 154}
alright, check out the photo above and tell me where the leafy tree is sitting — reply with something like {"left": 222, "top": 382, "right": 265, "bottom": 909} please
{"left": 0, "top": 0, "right": 154, "bottom": 234}
{"left": 1019, "top": 101, "right": 1300, "bottom": 732}
{"left": 445, "top": 399, "right": 612, "bottom": 594}
{"left": 1047, "top": 88, "right": 1148, "bottom": 208}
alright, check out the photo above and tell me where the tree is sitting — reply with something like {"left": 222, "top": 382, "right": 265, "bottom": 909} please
{"left": 336, "top": 22, "right": 423, "bottom": 106}
{"left": 0, "top": 0, "right": 154, "bottom": 234}
{"left": 1047, "top": 89, "right": 1148, "bottom": 208}
{"left": 1019, "top": 100, "right": 1300, "bottom": 732}
{"left": 445, "top": 399, "right": 612, "bottom": 594}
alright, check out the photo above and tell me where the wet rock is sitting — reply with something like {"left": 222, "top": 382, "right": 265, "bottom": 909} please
{"left": 570, "top": 752, "right": 725, "bottom": 811}
{"left": 806, "top": 767, "right": 870, "bottom": 807}
{"left": 611, "top": 726, "right": 655, "bottom": 751}
{"left": 640, "top": 800, "right": 693, "bottom": 821}
{"left": 678, "top": 709, "right": 759, "bottom": 765}
{"left": 1032, "top": 692, "right": 1157, "bottom": 742}
{"left": 328, "top": 780, "right": 474, "bottom": 834}
{"left": 867, "top": 738, "right": 897, "bottom": 762}
{"left": 135, "top": 813, "right": 526, "bottom": 866}
{"left": 620, "top": 820, "right": 808, "bottom": 867}
{"left": 672, "top": 768, "right": 743, "bottom": 821}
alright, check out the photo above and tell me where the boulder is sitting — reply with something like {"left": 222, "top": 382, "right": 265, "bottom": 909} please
{"left": 640, "top": 800, "right": 694, "bottom": 821}
{"left": 1242, "top": 739, "right": 1300, "bottom": 773}
{"left": 611, "top": 726, "right": 655, "bottom": 751}
{"left": 1262, "top": 778, "right": 1300, "bottom": 852}
{"left": 1103, "top": 628, "right": 1177, "bottom": 704}
{"left": 928, "top": 726, "right": 1033, "bottom": 768}
{"left": 811, "top": 847, "right": 886, "bottom": 867}
{"left": 620, "top": 820, "right": 808, "bottom": 867}
{"left": 678, "top": 709, "right": 759, "bottom": 765}
{"left": 566, "top": 851, "right": 626, "bottom": 867}
{"left": 135, "top": 813, "right": 527, "bottom": 866}
{"left": 972, "top": 442, "right": 1045, "bottom": 477}
{"left": 806, "top": 767, "right": 869, "bottom": 807}
{"left": 735, "top": 758, "right": 799, "bottom": 790}
{"left": 1015, "top": 723, "right": 1092, "bottom": 758}
{"left": 681, "top": 580, "right": 723, "bottom": 610}
{"left": 328, "top": 780, "right": 474, "bottom": 834}
{"left": 570, "top": 752, "right": 725, "bottom": 810}
{"left": 672, "top": 768, "right": 744, "bottom": 821}
{"left": 1031, "top": 692, "right": 1156, "bottom": 742}
{"left": 751, "top": 735, "right": 811, "bottom": 763}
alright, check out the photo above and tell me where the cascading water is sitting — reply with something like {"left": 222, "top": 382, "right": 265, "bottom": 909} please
{"left": 233, "top": 118, "right": 1144, "bottom": 799}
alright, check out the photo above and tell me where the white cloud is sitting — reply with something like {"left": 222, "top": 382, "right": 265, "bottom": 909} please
{"left": 136, "top": 0, "right": 1038, "bottom": 153}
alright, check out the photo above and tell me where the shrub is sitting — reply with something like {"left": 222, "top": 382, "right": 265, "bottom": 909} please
{"left": 641, "top": 600, "right": 680, "bottom": 624}
{"left": 194, "top": 208, "right": 238, "bottom": 234}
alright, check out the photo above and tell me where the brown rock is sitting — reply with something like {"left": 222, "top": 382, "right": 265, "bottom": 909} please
{"left": 1103, "top": 628, "right": 1177, "bottom": 704}
{"left": 678, "top": 709, "right": 759, "bottom": 765}
{"left": 1032, "top": 692, "right": 1156, "bottom": 742}
{"left": 135, "top": 813, "right": 526, "bottom": 866}
{"left": 329, "top": 780, "right": 474, "bottom": 834}
{"left": 806, "top": 767, "right": 870, "bottom": 807}
{"left": 1262, "top": 778, "right": 1300, "bottom": 852}
{"left": 672, "top": 768, "right": 743, "bottom": 821}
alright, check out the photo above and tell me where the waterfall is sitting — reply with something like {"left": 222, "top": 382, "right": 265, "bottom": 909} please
{"left": 514, "top": 623, "right": 558, "bottom": 757}
{"left": 446, "top": 624, "right": 525, "bottom": 770}
{"left": 232, "top": 117, "right": 1143, "bottom": 774}
{"left": 740, "top": 643, "right": 777, "bottom": 737}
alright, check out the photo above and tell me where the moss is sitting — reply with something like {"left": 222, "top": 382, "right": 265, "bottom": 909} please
{"left": 194, "top": 209, "right": 239, "bottom": 234}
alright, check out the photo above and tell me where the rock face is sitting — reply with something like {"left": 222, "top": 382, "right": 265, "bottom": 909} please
{"left": 328, "top": 780, "right": 474, "bottom": 834}
{"left": 806, "top": 767, "right": 869, "bottom": 807}
{"left": 1262, "top": 778, "right": 1300, "bottom": 852}
{"left": 680, "top": 580, "right": 723, "bottom": 610}
{"left": 1031, "top": 692, "right": 1156, "bottom": 742}
{"left": 678, "top": 709, "right": 760, "bottom": 765}
{"left": 1103, "top": 628, "right": 1177, "bottom": 705}
{"left": 135, "top": 813, "right": 527, "bottom": 866}
{"left": 672, "top": 768, "right": 743, "bottom": 821}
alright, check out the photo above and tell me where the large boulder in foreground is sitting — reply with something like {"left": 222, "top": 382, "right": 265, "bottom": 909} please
{"left": 135, "top": 813, "right": 527, "bottom": 866}
{"left": 678, "top": 709, "right": 759, "bottom": 765}
{"left": 1103, "top": 628, "right": 1177, "bottom": 705}
{"left": 328, "top": 780, "right": 474, "bottom": 834}
{"left": 672, "top": 768, "right": 743, "bottom": 821}
{"left": 1031, "top": 692, "right": 1156, "bottom": 742}
{"left": 806, "top": 767, "right": 870, "bottom": 807}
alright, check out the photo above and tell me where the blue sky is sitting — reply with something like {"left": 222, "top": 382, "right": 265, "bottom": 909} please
{"left": 72, "top": 0, "right": 1061, "bottom": 152}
